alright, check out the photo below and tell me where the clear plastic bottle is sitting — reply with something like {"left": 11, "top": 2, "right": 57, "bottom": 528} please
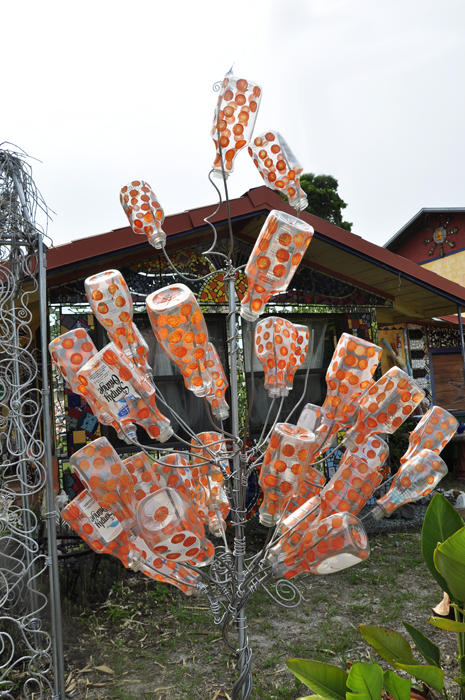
{"left": 190, "top": 432, "right": 230, "bottom": 537}
{"left": 240, "top": 210, "right": 314, "bottom": 322}
{"left": 146, "top": 283, "right": 212, "bottom": 397}
{"left": 205, "top": 343, "right": 229, "bottom": 420}
{"left": 120, "top": 180, "right": 166, "bottom": 249}
{"left": 401, "top": 406, "right": 457, "bottom": 463}
{"left": 254, "top": 317, "right": 298, "bottom": 397}
{"left": 248, "top": 131, "right": 308, "bottom": 211}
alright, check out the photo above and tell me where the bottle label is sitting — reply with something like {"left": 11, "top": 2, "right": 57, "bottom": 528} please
{"left": 80, "top": 492, "right": 123, "bottom": 542}
{"left": 87, "top": 363, "right": 140, "bottom": 419}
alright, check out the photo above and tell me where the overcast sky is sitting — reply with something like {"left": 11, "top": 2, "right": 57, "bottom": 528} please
{"left": 3, "top": 0, "right": 465, "bottom": 249}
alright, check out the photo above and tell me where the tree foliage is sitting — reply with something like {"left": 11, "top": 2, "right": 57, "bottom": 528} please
{"left": 300, "top": 173, "right": 352, "bottom": 232}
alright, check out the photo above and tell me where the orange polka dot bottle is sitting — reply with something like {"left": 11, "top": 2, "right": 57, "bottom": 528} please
{"left": 85, "top": 269, "right": 151, "bottom": 377}
{"left": 248, "top": 131, "right": 308, "bottom": 211}
{"left": 190, "top": 432, "right": 230, "bottom": 537}
{"left": 344, "top": 367, "right": 425, "bottom": 452}
{"left": 285, "top": 323, "right": 309, "bottom": 392}
{"left": 370, "top": 449, "right": 448, "bottom": 520}
{"left": 78, "top": 342, "right": 173, "bottom": 442}
{"left": 120, "top": 180, "right": 166, "bottom": 249}
{"left": 62, "top": 490, "right": 200, "bottom": 596}
{"left": 259, "top": 423, "right": 317, "bottom": 526}
{"left": 123, "top": 452, "right": 166, "bottom": 503}
{"left": 254, "top": 317, "right": 298, "bottom": 397}
{"left": 268, "top": 512, "right": 370, "bottom": 578}
{"left": 49, "top": 329, "right": 124, "bottom": 437}
{"left": 146, "top": 284, "right": 212, "bottom": 398}
{"left": 320, "top": 333, "right": 383, "bottom": 429}
{"left": 71, "top": 438, "right": 141, "bottom": 533}
{"left": 205, "top": 343, "right": 229, "bottom": 420}
{"left": 319, "top": 437, "right": 388, "bottom": 519}
{"left": 211, "top": 74, "right": 262, "bottom": 178}
{"left": 285, "top": 467, "right": 326, "bottom": 514}
{"left": 136, "top": 487, "right": 213, "bottom": 564}
{"left": 240, "top": 210, "right": 314, "bottom": 322}
{"left": 401, "top": 406, "right": 458, "bottom": 464}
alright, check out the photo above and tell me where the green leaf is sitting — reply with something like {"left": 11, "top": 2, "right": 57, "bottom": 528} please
{"left": 434, "top": 527, "right": 465, "bottom": 604}
{"left": 359, "top": 625, "right": 414, "bottom": 667}
{"left": 346, "top": 663, "right": 383, "bottom": 700}
{"left": 297, "top": 697, "right": 328, "bottom": 700}
{"left": 402, "top": 621, "right": 441, "bottom": 667}
{"left": 394, "top": 662, "right": 445, "bottom": 692}
{"left": 383, "top": 669, "right": 411, "bottom": 700}
{"left": 452, "top": 676, "right": 465, "bottom": 687}
{"left": 429, "top": 616, "right": 465, "bottom": 632}
{"left": 421, "top": 494, "right": 464, "bottom": 600}
{"left": 286, "top": 659, "right": 348, "bottom": 700}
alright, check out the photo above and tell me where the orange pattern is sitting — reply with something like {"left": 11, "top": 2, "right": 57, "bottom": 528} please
{"left": 120, "top": 180, "right": 166, "bottom": 249}
{"left": 255, "top": 317, "right": 299, "bottom": 398}
{"left": 49, "top": 329, "right": 123, "bottom": 435}
{"left": 344, "top": 367, "right": 425, "bottom": 452}
{"left": 211, "top": 75, "right": 263, "bottom": 178}
{"left": 205, "top": 343, "right": 229, "bottom": 420}
{"left": 372, "top": 449, "right": 448, "bottom": 519}
{"left": 268, "top": 512, "right": 370, "bottom": 579}
{"left": 78, "top": 342, "right": 173, "bottom": 442}
{"left": 401, "top": 405, "right": 458, "bottom": 463}
{"left": 286, "top": 324, "right": 310, "bottom": 391}
{"left": 62, "top": 490, "right": 200, "bottom": 595}
{"left": 85, "top": 269, "right": 151, "bottom": 376}
{"left": 248, "top": 131, "right": 308, "bottom": 211}
{"left": 190, "top": 432, "right": 230, "bottom": 537}
{"left": 240, "top": 210, "right": 314, "bottom": 322}
{"left": 258, "top": 423, "right": 317, "bottom": 526}
{"left": 146, "top": 283, "right": 212, "bottom": 398}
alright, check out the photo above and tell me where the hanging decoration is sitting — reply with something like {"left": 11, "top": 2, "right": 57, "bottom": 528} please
{"left": 240, "top": 210, "right": 314, "bottom": 322}
{"left": 147, "top": 283, "right": 213, "bottom": 397}
{"left": 401, "top": 405, "right": 458, "bottom": 463}
{"left": 212, "top": 73, "right": 262, "bottom": 177}
{"left": 254, "top": 317, "right": 298, "bottom": 397}
{"left": 205, "top": 343, "right": 230, "bottom": 420}
{"left": 120, "top": 180, "right": 166, "bottom": 249}
{"left": 248, "top": 131, "right": 308, "bottom": 210}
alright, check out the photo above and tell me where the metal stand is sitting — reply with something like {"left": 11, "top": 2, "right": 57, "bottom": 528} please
{"left": 0, "top": 147, "right": 66, "bottom": 700}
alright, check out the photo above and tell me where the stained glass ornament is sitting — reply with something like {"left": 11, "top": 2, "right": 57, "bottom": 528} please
{"left": 136, "top": 487, "right": 213, "bottom": 564}
{"left": 146, "top": 284, "right": 212, "bottom": 397}
{"left": 268, "top": 512, "right": 370, "bottom": 579}
{"left": 401, "top": 406, "right": 457, "bottom": 463}
{"left": 85, "top": 269, "right": 151, "bottom": 376}
{"left": 248, "top": 131, "right": 308, "bottom": 210}
{"left": 120, "top": 180, "right": 166, "bottom": 249}
{"left": 259, "top": 423, "right": 316, "bottom": 526}
{"left": 71, "top": 438, "right": 139, "bottom": 536}
{"left": 49, "top": 329, "right": 124, "bottom": 437}
{"left": 344, "top": 367, "right": 425, "bottom": 452}
{"left": 254, "top": 317, "right": 298, "bottom": 397}
{"left": 371, "top": 449, "right": 448, "bottom": 520}
{"left": 211, "top": 74, "right": 262, "bottom": 178}
{"left": 205, "top": 343, "right": 229, "bottom": 420}
{"left": 240, "top": 210, "right": 314, "bottom": 322}
{"left": 78, "top": 343, "right": 173, "bottom": 442}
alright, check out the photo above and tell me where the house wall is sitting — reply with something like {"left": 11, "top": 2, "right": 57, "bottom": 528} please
{"left": 393, "top": 212, "right": 465, "bottom": 266}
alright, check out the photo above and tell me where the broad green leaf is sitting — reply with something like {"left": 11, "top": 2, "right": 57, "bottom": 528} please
{"left": 347, "top": 663, "right": 383, "bottom": 700}
{"left": 421, "top": 494, "right": 464, "bottom": 600}
{"left": 286, "top": 659, "right": 348, "bottom": 700}
{"left": 394, "top": 662, "right": 445, "bottom": 692}
{"left": 383, "top": 669, "right": 411, "bottom": 700}
{"left": 297, "top": 696, "right": 329, "bottom": 700}
{"left": 359, "top": 625, "right": 414, "bottom": 667}
{"left": 402, "top": 621, "right": 441, "bottom": 667}
{"left": 429, "top": 616, "right": 465, "bottom": 632}
{"left": 452, "top": 677, "right": 465, "bottom": 687}
{"left": 434, "top": 527, "right": 465, "bottom": 604}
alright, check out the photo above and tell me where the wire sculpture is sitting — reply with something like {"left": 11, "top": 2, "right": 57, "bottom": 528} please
{"left": 0, "top": 146, "right": 65, "bottom": 700}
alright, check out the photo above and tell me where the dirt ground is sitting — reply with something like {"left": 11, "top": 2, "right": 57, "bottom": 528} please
{"left": 57, "top": 519, "right": 462, "bottom": 700}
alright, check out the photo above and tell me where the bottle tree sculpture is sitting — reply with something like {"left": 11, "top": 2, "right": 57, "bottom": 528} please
{"left": 54, "top": 72, "right": 456, "bottom": 700}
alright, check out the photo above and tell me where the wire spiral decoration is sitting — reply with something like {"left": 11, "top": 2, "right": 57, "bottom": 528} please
{"left": 0, "top": 146, "right": 55, "bottom": 699}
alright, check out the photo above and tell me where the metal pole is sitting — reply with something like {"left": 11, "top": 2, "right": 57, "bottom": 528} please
{"left": 457, "top": 305, "right": 465, "bottom": 386}
{"left": 12, "top": 171, "right": 66, "bottom": 700}
{"left": 227, "top": 269, "right": 250, "bottom": 698}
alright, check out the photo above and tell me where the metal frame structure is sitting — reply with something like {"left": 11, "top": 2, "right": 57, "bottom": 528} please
{"left": 0, "top": 147, "right": 65, "bottom": 700}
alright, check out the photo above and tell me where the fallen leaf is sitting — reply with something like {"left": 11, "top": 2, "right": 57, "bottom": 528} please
{"left": 432, "top": 591, "right": 450, "bottom": 616}
{"left": 94, "top": 664, "right": 115, "bottom": 675}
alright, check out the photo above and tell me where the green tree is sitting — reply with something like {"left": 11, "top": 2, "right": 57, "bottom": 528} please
{"left": 300, "top": 173, "right": 352, "bottom": 231}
